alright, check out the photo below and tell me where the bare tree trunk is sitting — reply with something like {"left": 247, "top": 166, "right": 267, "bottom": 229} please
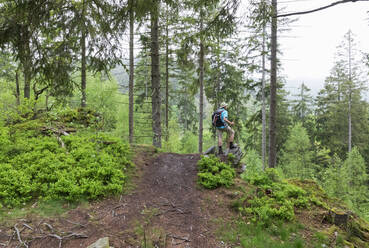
{"left": 261, "top": 24, "right": 266, "bottom": 170}
{"left": 348, "top": 91, "right": 352, "bottom": 152}
{"left": 165, "top": 11, "right": 169, "bottom": 142}
{"left": 214, "top": 38, "right": 220, "bottom": 145}
{"left": 81, "top": 0, "right": 87, "bottom": 108}
{"left": 129, "top": 3, "right": 134, "bottom": 144}
{"left": 15, "top": 68, "right": 20, "bottom": 105}
{"left": 198, "top": 14, "right": 205, "bottom": 153}
{"left": 300, "top": 83, "right": 304, "bottom": 119}
{"left": 18, "top": 22, "right": 31, "bottom": 99}
{"left": 269, "top": 0, "right": 277, "bottom": 168}
{"left": 199, "top": 41, "right": 204, "bottom": 153}
{"left": 81, "top": 29, "right": 87, "bottom": 108}
{"left": 151, "top": 0, "right": 162, "bottom": 148}
{"left": 23, "top": 41, "right": 31, "bottom": 99}
{"left": 348, "top": 31, "right": 352, "bottom": 153}
{"left": 216, "top": 38, "right": 220, "bottom": 110}
{"left": 45, "top": 90, "right": 49, "bottom": 110}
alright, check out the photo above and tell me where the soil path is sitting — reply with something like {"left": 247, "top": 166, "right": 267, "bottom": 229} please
{"left": 1, "top": 150, "right": 233, "bottom": 248}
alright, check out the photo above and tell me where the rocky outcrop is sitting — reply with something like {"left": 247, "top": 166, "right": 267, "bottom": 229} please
{"left": 204, "top": 144, "right": 244, "bottom": 168}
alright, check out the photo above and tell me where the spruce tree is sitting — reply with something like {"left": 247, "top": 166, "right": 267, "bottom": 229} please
{"left": 316, "top": 31, "right": 369, "bottom": 163}
{"left": 280, "top": 123, "right": 315, "bottom": 180}
{"left": 342, "top": 147, "right": 369, "bottom": 212}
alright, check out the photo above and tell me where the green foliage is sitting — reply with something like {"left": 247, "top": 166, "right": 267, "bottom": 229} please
{"left": 197, "top": 155, "right": 235, "bottom": 189}
{"left": 239, "top": 168, "right": 319, "bottom": 225}
{"left": 1, "top": 98, "right": 37, "bottom": 125}
{"left": 280, "top": 123, "right": 316, "bottom": 180}
{"left": 321, "top": 155, "right": 345, "bottom": 198}
{"left": 320, "top": 148, "right": 369, "bottom": 218}
{"left": 48, "top": 106, "right": 101, "bottom": 128}
{"left": 0, "top": 120, "right": 133, "bottom": 208}
{"left": 162, "top": 119, "right": 182, "bottom": 152}
{"left": 242, "top": 149, "right": 263, "bottom": 176}
{"left": 341, "top": 148, "right": 368, "bottom": 214}
{"left": 68, "top": 74, "right": 121, "bottom": 131}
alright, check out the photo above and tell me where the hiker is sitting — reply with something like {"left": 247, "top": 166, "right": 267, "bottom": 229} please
{"left": 214, "top": 102, "right": 235, "bottom": 154}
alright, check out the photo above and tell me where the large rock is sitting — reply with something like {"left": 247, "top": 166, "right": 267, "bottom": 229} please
{"left": 87, "top": 237, "right": 111, "bottom": 248}
{"left": 203, "top": 144, "right": 244, "bottom": 167}
{"left": 224, "top": 145, "right": 244, "bottom": 167}
{"left": 204, "top": 145, "right": 216, "bottom": 155}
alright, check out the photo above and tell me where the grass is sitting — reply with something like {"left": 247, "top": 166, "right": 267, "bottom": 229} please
{"left": 218, "top": 220, "right": 306, "bottom": 248}
{"left": 0, "top": 199, "right": 87, "bottom": 224}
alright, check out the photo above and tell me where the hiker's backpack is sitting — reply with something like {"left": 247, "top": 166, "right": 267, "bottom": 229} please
{"left": 212, "top": 109, "right": 224, "bottom": 127}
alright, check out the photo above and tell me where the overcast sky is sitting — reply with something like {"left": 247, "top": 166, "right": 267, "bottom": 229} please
{"left": 278, "top": 0, "right": 369, "bottom": 96}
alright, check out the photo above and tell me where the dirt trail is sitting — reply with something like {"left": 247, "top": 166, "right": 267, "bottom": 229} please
{"left": 1, "top": 150, "right": 233, "bottom": 248}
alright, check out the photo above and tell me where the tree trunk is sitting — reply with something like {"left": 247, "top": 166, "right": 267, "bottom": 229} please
{"left": 300, "top": 83, "right": 304, "bottom": 119}
{"left": 15, "top": 68, "right": 20, "bottom": 105}
{"left": 348, "top": 90, "right": 352, "bottom": 153}
{"left": 215, "top": 38, "right": 220, "bottom": 145}
{"left": 269, "top": 0, "right": 277, "bottom": 168}
{"left": 23, "top": 41, "right": 31, "bottom": 99}
{"left": 129, "top": 3, "right": 134, "bottom": 144}
{"left": 261, "top": 24, "right": 266, "bottom": 170}
{"left": 348, "top": 31, "right": 352, "bottom": 153}
{"left": 216, "top": 38, "right": 220, "bottom": 110}
{"left": 81, "top": 29, "right": 87, "bottom": 108}
{"left": 165, "top": 11, "right": 169, "bottom": 142}
{"left": 18, "top": 27, "right": 31, "bottom": 99}
{"left": 81, "top": 0, "right": 87, "bottom": 108}
{"left": 45, "top": 90, "right": 49, "bottom": 111}
{"left": 199, "top": 41, "right": 204, "bottom": 153}
{"left": 151, "top": 0, "right": 162, "bottom": 148}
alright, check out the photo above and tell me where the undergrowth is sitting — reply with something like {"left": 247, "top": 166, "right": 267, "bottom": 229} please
{"left": 197, "top": 155, "right": 236, "bottom": 189}
{"left": 0, "top": 108, "right": 133, "bottom": 208}
{"left": 236, "top": 168, "right": 322, "bottom": 226}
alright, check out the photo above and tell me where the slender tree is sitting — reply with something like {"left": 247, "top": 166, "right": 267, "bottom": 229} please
{"left": 261, "top": 24, "right": 267, "bottom": 170}
{"left": 129, "top": 0, "right": 135, "bottom": 144}
{"left": 198, "top": 14, "right": 205, "bottom": 153}
{"left": 291, "top": 82, "right": 313, "bottom": 124}
{"left": 66, "top": 0, "right": 126, "bottom": 108}
{"left": 80, "top": 0, "right": 87, "bottom": 107}
{"left": 269, "top": 0, "right": 277, "bottom": 168}
{"left": 151, "top": 0, "right": 162, "bottom": 148}
{"left": 315, "top": 31, "right": 369, "bottom": 162}
{"left": 164, "top": 3, "right": 171, "bottom": 142}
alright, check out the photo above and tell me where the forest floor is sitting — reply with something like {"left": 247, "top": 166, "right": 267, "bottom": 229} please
{"left": 0, "top": 146, "right": 238, "bottom": 248}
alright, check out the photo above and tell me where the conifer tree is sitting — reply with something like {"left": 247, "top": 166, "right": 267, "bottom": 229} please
{"left": 0, "top": 0, "right": 75, "bottom": 100}
{"left": 316, "top": 31, "right": 369, "bottom": 163}
{"left": 321, "top": 154, "right": 345, "bottom": 197}
{"left": 341, "top": 147, "right": 369, "bottom": 212}
{"left": 280, "top": 123, "right": 315, "bottom": 179}
{"left": 291, "top": 83, "right": 313, "bottom": 124}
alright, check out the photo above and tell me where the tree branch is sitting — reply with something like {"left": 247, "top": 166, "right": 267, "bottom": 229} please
{"left": 277, "top": 0, "right": 367, "bottom": 18}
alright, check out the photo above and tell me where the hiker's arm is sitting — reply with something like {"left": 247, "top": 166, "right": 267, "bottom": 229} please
{"left": 224, "top": 117, "right": 234, "bottom": 126}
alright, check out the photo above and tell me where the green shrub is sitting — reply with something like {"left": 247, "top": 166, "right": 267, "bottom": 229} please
{"left": 0, "top": 123, "right": 133, "bottom": 208}
{"left": 197, "top": 155, "right": 235, "bottom": 189}
{"left": 238, "top": 168, "right": 315, "bottom": 225}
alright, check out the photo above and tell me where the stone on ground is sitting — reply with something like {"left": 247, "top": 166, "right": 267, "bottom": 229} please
{"left": 87, "top": 237, "right": 112, "bottom": 248}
